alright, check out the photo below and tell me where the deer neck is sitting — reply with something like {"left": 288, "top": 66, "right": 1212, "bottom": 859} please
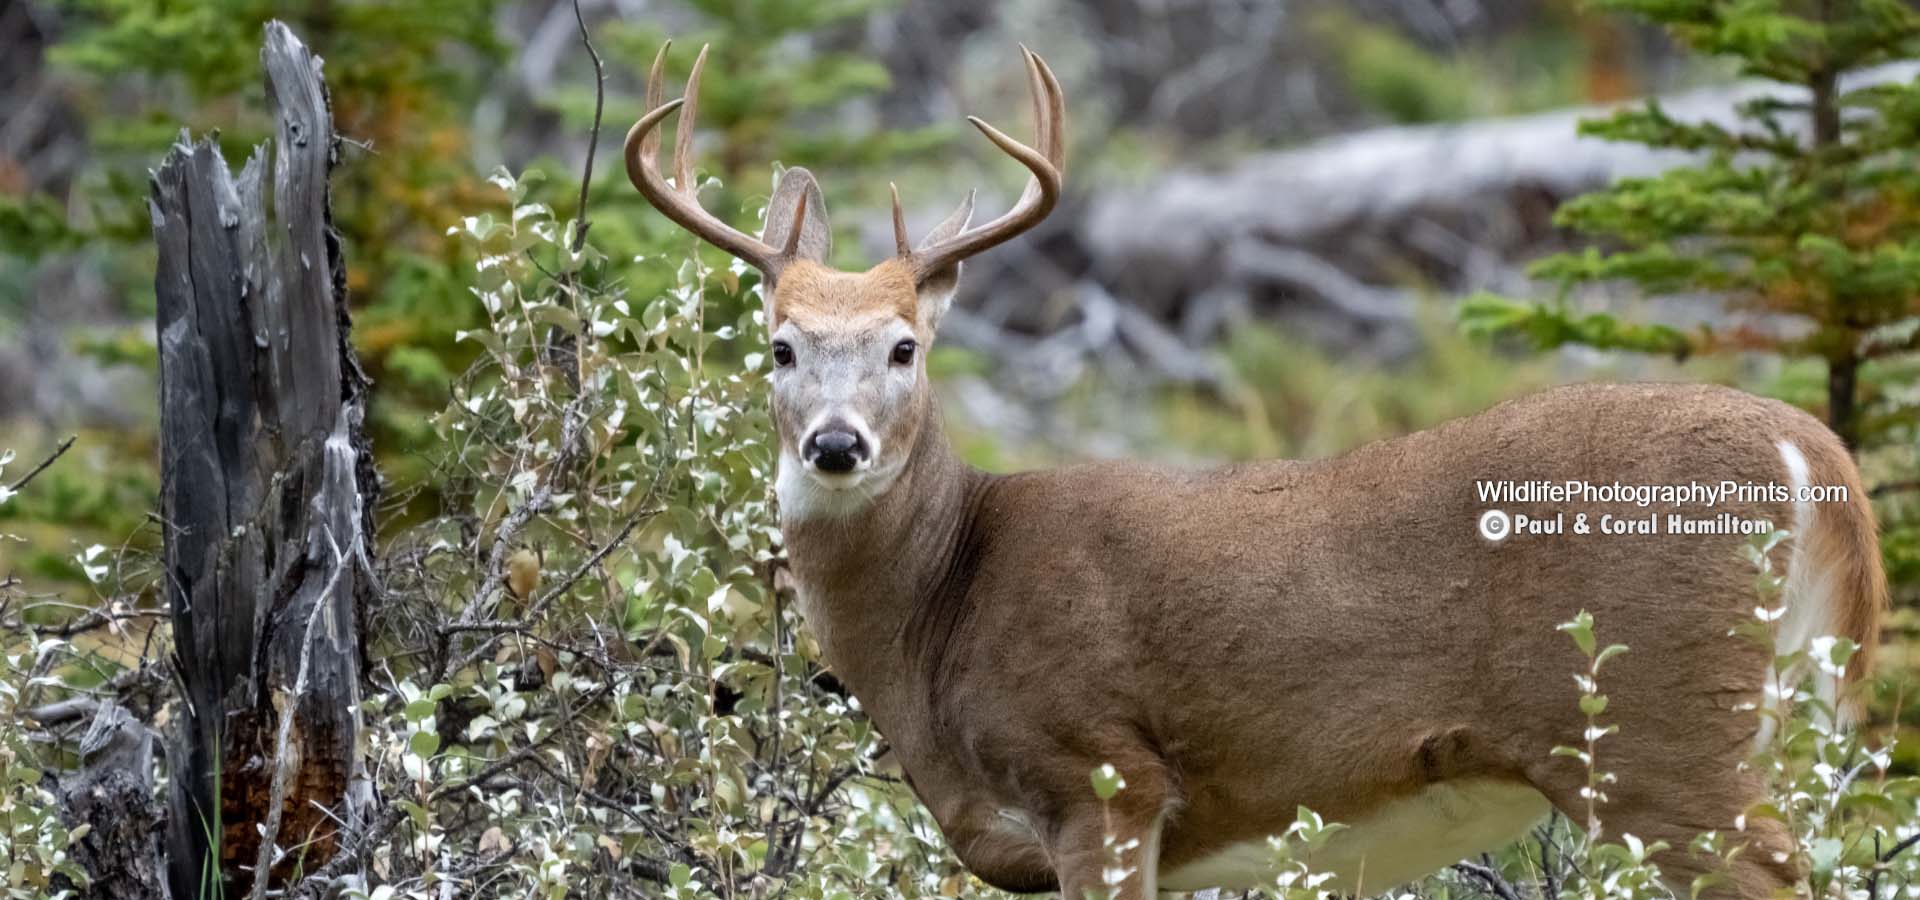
{"left": 779, "top": 399, "right": 983, "bottom": 713}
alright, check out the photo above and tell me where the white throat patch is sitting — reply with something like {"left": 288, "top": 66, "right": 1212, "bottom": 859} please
{"left": 775, "top": 449, "right": 899, "bottom": 523}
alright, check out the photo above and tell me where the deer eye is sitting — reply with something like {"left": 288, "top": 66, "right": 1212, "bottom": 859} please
{"left": 771, "top": 341, "right": 795, "bottom": 368}
{"left": 891, "top": 339, "right": 917, "bottom": 366}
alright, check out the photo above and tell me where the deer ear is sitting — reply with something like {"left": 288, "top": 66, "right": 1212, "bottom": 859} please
{"left": 762, "top": 167, "right": 831, "bottom": 265}
{"left": 914, "top": 190, "right": 975, "bottom": 327}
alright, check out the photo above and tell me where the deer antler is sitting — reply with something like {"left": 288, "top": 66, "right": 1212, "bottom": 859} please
{"left": 625, "top": 42, "right": 802, "bottom": 276}
{"left": 898, "top": 47, "right": 1066, "bottom": 281}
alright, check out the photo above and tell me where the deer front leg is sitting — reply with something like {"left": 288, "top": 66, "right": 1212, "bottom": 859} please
{"left": 1049, "top": 801, "right": 1168, "bottom": 900}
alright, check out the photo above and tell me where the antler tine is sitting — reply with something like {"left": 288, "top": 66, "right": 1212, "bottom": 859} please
{"left": 1029, "top": 48, "right": 1066, "bottom": 174}
{"left": 1021, "top": 46, "right": 1063, "bottom": 176}
{"left": 675, "top": 45, "right": 707, "bottom": 194}
{"left": 781, "top": 190, "right": 809, "bottom": 259}
{"left": 890, "top": 183, "right": 911, "bottom": 257}
{"left": 624, "top": 42, "right": 785, "bottom": 275}
{"left": 907, "top": 49, "right": 1066, "bottom": 280}
{"left": 640, "top": 41, "right": 670, "bottom": 161}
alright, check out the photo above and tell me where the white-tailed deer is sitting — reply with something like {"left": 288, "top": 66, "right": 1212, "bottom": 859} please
{"left": 625, "top": 43, "right": 1886, "bottom": 899}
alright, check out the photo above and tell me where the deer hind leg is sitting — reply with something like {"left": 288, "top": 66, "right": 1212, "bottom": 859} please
{"left": 1048, "top": 801, "right": 1173, "bottom": 900}
{"left": 1603, "top": 780, "right": 1799, "bottom": 900}
{"left": 1528, "top": 754, "right": 1800, "bottom": 900}
{"left": 1046, "top": 774, "right": 1174, "bottom": 900}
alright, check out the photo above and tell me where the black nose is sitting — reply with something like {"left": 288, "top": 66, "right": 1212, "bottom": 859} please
{"left": 806, "top": 429, "right": 867, "bottom": 473}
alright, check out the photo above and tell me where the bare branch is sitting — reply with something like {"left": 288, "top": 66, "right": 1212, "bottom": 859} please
{"left": 1453, "top": 855, "right": 1525, "bottom": 900}
{"left": 7, "top": 434, "right": 75, "bottom": 494}
{"left": 1872, "top": 479, "right": 1920, "bottom": 499}
{"left": 569, "top": 0, "right": 605, "bottom": 253}
{"left": 1870, "top": 832, "right": 1920, "bottom": 900}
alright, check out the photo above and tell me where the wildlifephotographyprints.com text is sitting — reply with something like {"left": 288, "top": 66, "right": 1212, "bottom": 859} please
{"left": 1474, "top": 478, "right": 1851, "bottom": 542}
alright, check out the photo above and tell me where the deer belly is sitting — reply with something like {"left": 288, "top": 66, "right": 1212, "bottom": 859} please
{"left": 1158, "top": 779, "right": 1552, "bottom": 893}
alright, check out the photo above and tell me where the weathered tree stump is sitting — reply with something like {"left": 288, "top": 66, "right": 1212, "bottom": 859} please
{"left": 50, "top": 703, "right": 167, "bottom": 899}
{"left": 149, "top": 21, "right": 376, "bottom": 898}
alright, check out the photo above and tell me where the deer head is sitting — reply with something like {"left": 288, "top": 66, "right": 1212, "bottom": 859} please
{"left": 624, "top": 42, "right": 1064, "bottom": 519}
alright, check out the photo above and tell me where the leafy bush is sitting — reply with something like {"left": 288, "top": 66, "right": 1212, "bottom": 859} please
{"left": 316, "top": 163, "right": 990, "bottom": 898}
{"left": 8, "top": 149, "right": 1918, "bottom": 900}
{"left": 0, "top": 451, "right": 93, "bottom": 899}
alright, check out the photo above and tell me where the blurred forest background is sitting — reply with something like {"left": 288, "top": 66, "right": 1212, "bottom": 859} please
{"left": 3, "top": 0, "right": 1919, "bottom": 897}
{"left": 0, "top": 0, "right": 1819, "bottom": 479}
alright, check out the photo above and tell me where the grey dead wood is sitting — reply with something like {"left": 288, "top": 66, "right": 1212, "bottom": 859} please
{"left": 148, "top": 21, "right": 377, "bottom": 899}
{"left": 47, "top": 702, "right": 167, "bottom": 900}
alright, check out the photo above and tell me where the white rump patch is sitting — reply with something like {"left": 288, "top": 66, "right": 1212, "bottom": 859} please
{"left": 1158, "top": 779, "right": 1552, "bottom": 894}
{"left": 1766, "top": 439, "right": 1845, "bottom": 744}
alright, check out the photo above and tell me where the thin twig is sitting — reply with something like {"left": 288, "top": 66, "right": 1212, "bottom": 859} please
{"left": 515, "top": 753, "right": 676, "bottom": 884}
{"left": 438, "top": 509, "right": 652, "bottom": 637}
{"left": 1539, "top": 813, "right": 1562, "bottom": 900}
{"left": 436, "top": 394, "right": 589, "bottom": 679}
{"left": 7, "top": 434, "right": 75, "bottom": 493}
{"left": 1454, "top": 855, "right": 1525, "bottom": 900}
{"left": 1870, "top": 479, "right": 1920, "bottom": 498}
{"left": 23, "top": 696, "right": 100, "bottom": 726}
{"left": 7, "top": 604, "right": 153, "bottom": 639}
{"left": 446, "top": 683, "right": 611, "bottom": 794}
{"left": 292, "top": 680, "right": 612, "bottom": 898}
{"left": 569, "top": 0, "right": 605, "bottom": 253}
{"left": 441, "top": 504, "right": 653, "bottom": 680}
{"left": 1869, "top": 831, "right": 1920, "bottom": 900}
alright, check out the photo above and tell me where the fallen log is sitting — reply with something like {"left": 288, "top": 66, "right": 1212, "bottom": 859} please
{"left": 917, "top": 62, "right": 1920, "bottom": 374}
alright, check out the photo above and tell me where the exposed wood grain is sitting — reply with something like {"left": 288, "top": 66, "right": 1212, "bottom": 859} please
{"left": 149, "top": 21, "right": 376, "bottom": 899}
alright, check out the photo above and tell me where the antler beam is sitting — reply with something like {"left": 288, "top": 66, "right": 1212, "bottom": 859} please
{"left": 898, "top": 47, "right": 1066, "bottom": 281}
{"left": 624, "top": 42, "right": 794, "bottom": 277}
{"left": 626, "top": 42, "right": 1066, "bottom": 282}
